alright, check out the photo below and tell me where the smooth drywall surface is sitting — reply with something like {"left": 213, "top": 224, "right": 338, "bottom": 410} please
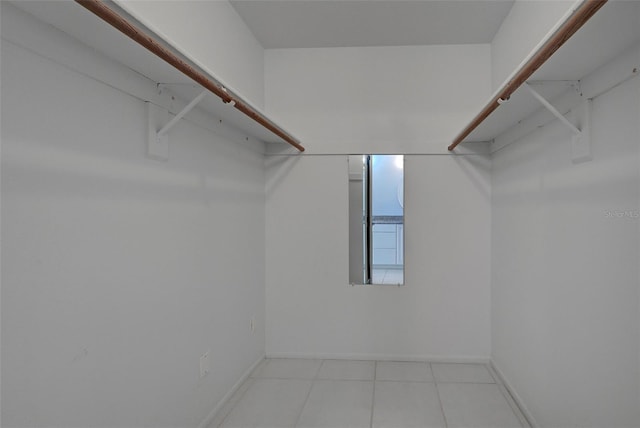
{"left": 265, "top": 45, "right": 491, "bottom": 153}
{"left": 491, "top": 0, "right": 573, "bottom": 90}
{"left": 117, "top": 0, "right": 265, "bottom": 108}
{"left": 265, "top": 154, "right": 491, "bottom": 360}
{"left": 491, "top": 75, "right": 640, "bottom": 425}
{"left": 1, "top": 5, "right": 265, "bottom": 427}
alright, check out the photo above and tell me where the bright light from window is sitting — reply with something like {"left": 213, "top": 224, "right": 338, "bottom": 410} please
{"left": 395, "top": 155, "right": 404, "bottom": 169}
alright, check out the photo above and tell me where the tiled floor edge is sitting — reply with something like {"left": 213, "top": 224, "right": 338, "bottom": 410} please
{"left": 489, "top": 360, "right": 537, "bottom": 428}
{"left": 265, "top": 352, "right": 491, "bottom": 363}
{"left": 199, "top": 354, "right": 266, "bottom": 428}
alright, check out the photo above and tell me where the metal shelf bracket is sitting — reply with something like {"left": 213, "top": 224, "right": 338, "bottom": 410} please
{"left": 524, "top": 82, "right": 592, "bottom": 163}
{"left": 524, "top": 82, "right": 581, "bottom": 135}
{"left": 147, "top": 90, "right": 208, "bottom": 161}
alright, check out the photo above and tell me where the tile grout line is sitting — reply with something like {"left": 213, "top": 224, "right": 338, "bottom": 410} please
{"left": 485, "top": 363, "right": 529, "bottom": 426}
{"left": 496, "top": 382, "right": 530, "bottom": 428}
{"left": 431, "top": 363, "right": 449, "bottom": 428}
{"left": 229, "top": 359, "right": 519, "bottom": 428}
{"left": 372, "top": 379, "right": 495, "bottom": 384}
{"left": 292, "top": 359, "right": 323, "bottom": 428}
{"left": 369, "top": 361, "right": 377, "bottom": 428}
{"left": 313, "top": 359, "right": 323, "bottom": 380}
{"left": 214, "top": 378, "right": 255, "bottom": 428}
{"left": 216, "top": 360, "right": 270, "bottom": 428}
{"left": 485, "top": 362, "right": 499, "bottom": 384}
{"left": 483, "top": 361, "right": 526, "bottom": 425}
{"left": 255, "top": 376, "right": 497, "bottom": 383}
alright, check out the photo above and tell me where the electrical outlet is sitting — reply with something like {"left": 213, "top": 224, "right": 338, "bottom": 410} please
{"left": 199, "top": 352, "right": 209, "bottom": 378}
{"left": 250, "top": 317, "right": 255, "bottom": 333}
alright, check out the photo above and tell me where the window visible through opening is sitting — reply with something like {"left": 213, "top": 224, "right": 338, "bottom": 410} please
{"left": 349, "top": 155, "right": 404, "bottom": 285}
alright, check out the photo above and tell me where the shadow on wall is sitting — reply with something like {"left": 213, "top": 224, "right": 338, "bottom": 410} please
{"left": 452, "top": 154, "right": 491, "bottom": 200}
{"left": 2, "top": 138, "right": 264, "bottom": 205}
{"left": 265, "top": 155, "right": 302, "bottom": 196}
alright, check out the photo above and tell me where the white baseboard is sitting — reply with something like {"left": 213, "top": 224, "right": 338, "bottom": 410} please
{"left": 265, "top": 352, "right": 490, "bottom": 364}
{"left": 198, "top": 354, "right": 265, "bottom": 428}
{"left": 490, "top": 360, "right": 538, "bottom": 428}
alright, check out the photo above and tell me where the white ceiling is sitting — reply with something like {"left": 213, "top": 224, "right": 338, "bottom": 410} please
{"left": 230, "top": 0, "right": 515, "bottom": 49}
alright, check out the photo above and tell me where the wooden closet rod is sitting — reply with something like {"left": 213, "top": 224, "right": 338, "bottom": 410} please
{"left": 448, "top": 0, "right": 607, "bottom": 151}
{"left": 75, "top": 0, "right": 305, "bottom": 152}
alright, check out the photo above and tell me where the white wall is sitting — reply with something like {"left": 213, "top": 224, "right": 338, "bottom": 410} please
{"left": 265, "top": 45, "right": 491, "bottom": 154}
{"left": 265, "top": 154, "right": 491, "bottom": 360}
{"left": 491, "top": 0, "right": 573, "bottom": 90}
{"left": 263, "top": 43, "right": 492, "bottom": 360}
{"left": 491, "top": 59, "right": 640, "bottom": 426}
{"left": 1, "top": 4, "right": 265, "bottom": 427}
{"left": 117, "top": 0, "right": 265, "bottom": 108}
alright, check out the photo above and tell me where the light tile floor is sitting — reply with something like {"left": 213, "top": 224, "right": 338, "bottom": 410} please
{"left": 213, "top": 359, "right": 529, "bottom": 428}
{"left": 371, "top": 269, "right": 404, "bottom": 285}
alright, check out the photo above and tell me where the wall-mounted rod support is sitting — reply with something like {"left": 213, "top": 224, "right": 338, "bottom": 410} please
{"left": 448, "top": 0, "right": 607, "bottom": 151}
{"left": 75, "top": 0, "right": 305, "bottom": 152}
{"left": 158, "top": 90, "right": 208, "bottom": 136}
{"left": 524, "top": 83, "right": 581, "bottom": 135}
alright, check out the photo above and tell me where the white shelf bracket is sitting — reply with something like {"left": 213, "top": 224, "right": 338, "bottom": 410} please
{"left": 571, "top": 98, "right": 592, "bottom": 164}
{"left": 158, "top": 90, "right": 208, "bottom": 137}
{"left": 524, "top": 82, "right": 591, "bottom": 163}
{"left": 524, "top": 82, "right": 581, "bottom": 135}
{"left": 147, "top": 90, "right": 208, "bottom": 161}
{"left": 147, "top": 102, "right": 169, "bottom": 161}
